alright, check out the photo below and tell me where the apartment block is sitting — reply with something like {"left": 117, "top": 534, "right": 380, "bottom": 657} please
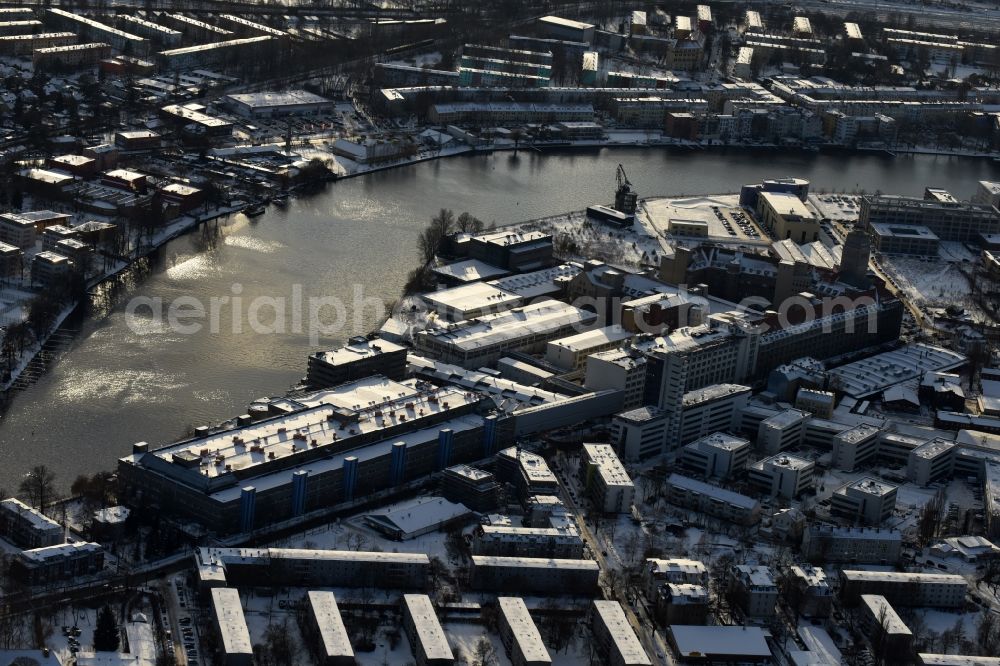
{"left": 580, "top": 443, "right": 634, "bottom": 513}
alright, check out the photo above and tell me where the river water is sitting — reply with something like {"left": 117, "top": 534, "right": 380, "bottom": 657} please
{"left": 0, "top": 147, "right": 997, "bottom": 492}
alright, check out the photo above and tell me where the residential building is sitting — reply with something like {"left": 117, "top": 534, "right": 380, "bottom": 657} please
{"left": 656, "top": 584, "right": 709, "bottom": 625}
{"left": 840, "top": 570, "right": 967, "bottom": 608}
{"left": 663, "top": 473, "right": 761, "bottom": 525}
{"left": 580, "top": 443, "right": 634, "bottom": 513}
{"left": 195, "top": 547, "right": 430, "bottom": 590}
{"left": 497, "top": 597, "right": 552, "bottom": 666}
{"left": 644, "top": 558, "right": 708, "bottom": 596}
{"left": 789, "top": 565, "right": 833, "bottom": 618}
{"left": 590, "top": 601, "right": 651, "bottom": 666}
{"left": 469, "top": 556, "right": 600, "bottom": 595}
{"left": 731, "top": 565, "right": 778, "bottom": 618}
{"left": 0, "top": 32, "right": 75, "bottom": 56}
{"left": 11, "top": 542, "right": 104, "bottom": 586}
{"left": 210, "top": 588, "right": 253, "bottom": 666}
{"left": 45, "top": 8, "right": 149, "bottom": 54}
{"left": 538, "top": 16, "right": 594, "bottom": 43}
{"left": 802, "top": 526, "right": 903, "bottom": 564}
{"left": 402, "top": 595, "right": 454, "bottom": 666}
{"left": 859, "top": 595, "right": 912, "bottom": 655}
{"left": 0, "top": 498, "right": 62, "bottom": 549}
{"left": 32, "top": 42, "right": 112, "bottom": 68}
{"left": 472, "top": 523, "right": 584, "bottom": 559}
{"left": 667, "top": 626, "right": 771, "bottom": 664}
{"left": 304, "top": 591, "right": 354, "bottom": 666}
{"left": 0, "top": 212, "right": 37, "bottom": 249}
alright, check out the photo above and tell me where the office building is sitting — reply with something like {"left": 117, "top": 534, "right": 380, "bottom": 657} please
{"left": 870, "top": 223, "right": 940, "bottom": 256}
{"left": 31, "top": 251, "right": 72, "bottom": 286}
{"left": 545, "top": 326, "right": 632, "bottom": 371}
{"left": 586, "top": 348, "right": 648, "bottom": 411}
{"left": 795, "top": 389, "right": 835, "bottom": 419}
{"left": 119, "top": 377, "right": 511, "bottom": 534}
{"left": 416, "top": 300, "right": 597, "bottom": 369}
{"left": 441, "top": 465, "right": 500, "bottom": 512}
{"left": 907, "top": 438, "right": 956, "bottom": 486}
{"left": 832, "top": 478, "right": 898, "bottom": 525}
{"left": 679, "top": 432, "right": 750, "bottom": 479}
{"left": 832, "top": 423, "right": 883, "bottom": 470}
{"left": 0, "top": 498, "right": 62, "bottom": 549}
{"left": 469, "top": 556, "right": 600, "bottom": 594}
{"left": 731, "top": 565, "right": 778, "bottom": 618}
{"left": 757, "top": 190, "right": 820, "bottom": 244}
{"left": 580, "top": 443, "right": 634, "bottom": 513}
{"left": 211, "top": 588, "right": 253, "bottom": 666}
{"left": 802, "top": 526, "right": 903, "bottom": 564}
{"left": 497, "top": 597, "right": 552, "bottom": 666}
{"left": 306, "top": 336, "right": 407, "bottom": 388}
{"left": 861, "top": 194, "right": 1000, "bottom": 243}
{"left": 224, "top": 91, "right": 334, "bottom": 118}
{"left": 304, "top": 591, "right": 354, "bottom": 666}
{"left": 757, "top": 409, "right": 809, "bottom": 454}
{"left": 611, "top": 406, "right": 667, "bottom": 462}
{"left": 748, "top": 454, "right": 815, "bottom": 499}
{"left": 678, "top": 384, "right": 752, "bottom": 447}
{"left": 402, "top": 595, "right": 454, "bottom": 666}
{"left": 590, "top": 601, "right": 651, "bottom": 666}
{"left": 840, "top": 570, "right": 966, "bottom": 608}
{"left": 0, "top": 242, "right": 21, "bottom": 280}
{"left": 663, "top": 473, "right": 760, "bottom": 525}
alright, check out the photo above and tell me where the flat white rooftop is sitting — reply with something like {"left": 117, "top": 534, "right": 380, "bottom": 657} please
{"left": 592, "top": 600, "right": 651, "bottom": 665}
{"left": 403, "top": 594, "right": 454, "bottom": 662}
{"left": 670, "top": 625, "right": 771, "bottom": 659}
{"left": 498, "top": 597, "right": 552, "bottom": 664}
{"left": 306, "top": 591, "right": 353, "bottom": 659}
{"left": 210, "top": 588, "right": 253, "bottom": 657}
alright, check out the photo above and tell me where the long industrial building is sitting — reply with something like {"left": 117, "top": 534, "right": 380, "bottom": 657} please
{"left": 118, "top": 376, "right": 512, "bottom": 533}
